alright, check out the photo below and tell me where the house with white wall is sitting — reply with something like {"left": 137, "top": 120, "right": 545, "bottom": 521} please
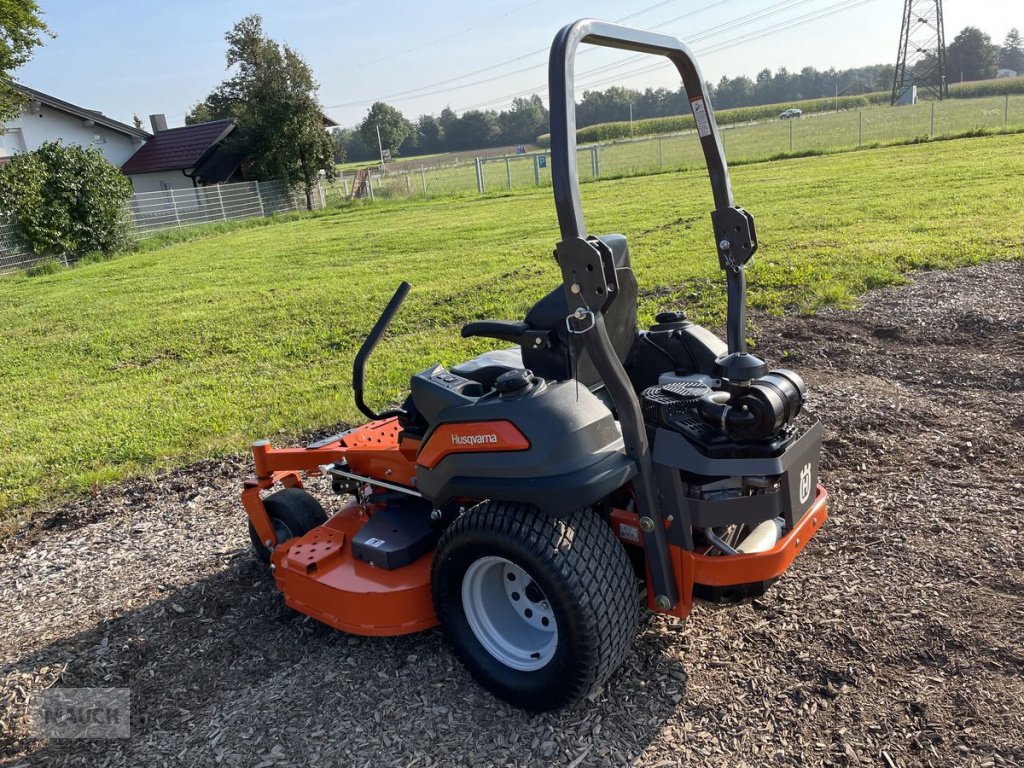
{"left": 0, "top": 84, "right": 149, "bottom": 166}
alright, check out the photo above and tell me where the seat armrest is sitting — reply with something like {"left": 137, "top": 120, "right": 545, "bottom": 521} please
{"left": 461, "top": 320, "right": 530, "bottom": 342}
{"left": 461, "top": 320, "right": 552, "bottom": 349}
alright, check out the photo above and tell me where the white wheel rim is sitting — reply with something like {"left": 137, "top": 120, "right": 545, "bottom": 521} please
{"left": 461, "top": 556, "right": 558, "bottom": 671}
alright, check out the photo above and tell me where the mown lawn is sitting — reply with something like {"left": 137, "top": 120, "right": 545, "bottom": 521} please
{"left": 1, "top": 133, "right": 1022, "bottom": 523}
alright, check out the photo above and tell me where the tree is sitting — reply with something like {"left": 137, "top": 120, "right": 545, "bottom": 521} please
{"left": 445, "top": 110, "right": 501, "bottom": 150}
{"left": 1000, "top": 28, "right": 1024, "bottom": 73}
{"left": 415, "top": 114, "right": 444, "bottom": 153}
{"left": 186, "top": 15, "right": 335, "bottom": 209}
{"left": 496, "top": 95, "right": 547, "bottom": 145}
{"left": 0, "top": 0, "right": 52, "bottom": 121}
{"left": 0, "top": 141, "right": 134, "bottom": 257}
{"left": 357, "top": 102, "right": 412, "bottom": 159}
{"left": 946, "top": 26, "right": 998, "bottom": 83}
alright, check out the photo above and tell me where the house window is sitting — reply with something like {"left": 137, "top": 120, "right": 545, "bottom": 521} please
{"left": 0, "top": 128, "right": 26, "bottom": 156}
{"left": 93, "top": 133, "right": 107, "bottom": 144}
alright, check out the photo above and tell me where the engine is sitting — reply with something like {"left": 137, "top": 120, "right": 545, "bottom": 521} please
{"left": 641, "top": 368, "right": 806, "bottom": 452}
{"left": 642, "top": 363, "right": 822, "bottom": 603}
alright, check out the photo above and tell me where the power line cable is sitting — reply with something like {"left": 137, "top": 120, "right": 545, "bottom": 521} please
{"left": 455, "top": 0, "right": 879, "bottom": 111}
{"left": 343, "top": 0, "right": 549, "bottom": 73}
{"left": 323, "top": 0, "right": 730, "bottom": 109}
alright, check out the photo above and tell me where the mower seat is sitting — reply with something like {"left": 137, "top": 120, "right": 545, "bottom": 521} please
{"left": 521, "top": 234, "right": 637, "bottom": 387}
{"left": 459, "top": 234, "right": 637, "bottom": 389}
{"left": 450, "top": 348, "right": 524, "bottom": 390}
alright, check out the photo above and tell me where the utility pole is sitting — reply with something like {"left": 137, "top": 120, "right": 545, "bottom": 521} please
{"left": 891, "top": 0, "right": 948, "bottom": 105}
{"left": 375, "top": 123, "right": 386, "bottom": 172}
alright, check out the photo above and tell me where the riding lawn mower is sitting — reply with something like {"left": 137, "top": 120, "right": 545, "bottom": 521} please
{"left": 241, "top": 19, "right": 827, "bottom": 711}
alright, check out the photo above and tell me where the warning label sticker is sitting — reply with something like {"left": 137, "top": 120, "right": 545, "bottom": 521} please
{"left": 690, "top": 97, "right": 712, "bottom": 138}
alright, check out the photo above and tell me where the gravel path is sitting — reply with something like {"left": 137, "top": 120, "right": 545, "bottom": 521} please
{"left": 2, "top": 262, "right": 1022, "bottom": 767}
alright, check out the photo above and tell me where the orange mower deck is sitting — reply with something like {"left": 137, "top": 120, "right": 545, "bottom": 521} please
{"left": 242, "top": 421, "right": 828, "bottom": 634}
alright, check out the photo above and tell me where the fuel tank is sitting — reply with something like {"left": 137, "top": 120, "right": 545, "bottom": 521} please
{"left": 410, "top": 365, "right": 636, "bottom": 514}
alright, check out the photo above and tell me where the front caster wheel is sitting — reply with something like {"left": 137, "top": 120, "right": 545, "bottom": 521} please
{"left": 431, "top": 501, "right": 639, "bottom": 711}
{"left": 248, "top": 487, "right": 327, "bottom": 563}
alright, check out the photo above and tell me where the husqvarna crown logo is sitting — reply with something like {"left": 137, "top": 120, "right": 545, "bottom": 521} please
{"left": 799, "top": 463, "right": 812, "bottom": 504}
{"left": 450, "top": 433, "right": 499, "bottom": 446}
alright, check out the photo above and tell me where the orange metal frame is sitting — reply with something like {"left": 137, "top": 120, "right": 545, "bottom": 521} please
{"left": 241, "top": 418, "right": 829, "bottom": 635}
{"left": 611, "top": 485, "right": 828, "bottom": 618}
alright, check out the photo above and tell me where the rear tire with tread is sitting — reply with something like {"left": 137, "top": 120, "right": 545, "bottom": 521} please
{"left": 431, "top": 500, "right": 639, "bottom": 711}
{"left": 248, "top": 487, "right": 328, "bottom": 563}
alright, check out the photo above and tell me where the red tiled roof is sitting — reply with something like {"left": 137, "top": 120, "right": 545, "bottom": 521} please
{"left": 121, "top": 120, "right": 235, "bottom": 174}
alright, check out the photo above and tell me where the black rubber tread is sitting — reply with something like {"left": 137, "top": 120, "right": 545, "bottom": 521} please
{"left": 248, "top": 487, "right": 328, "bottom": 564}
{"left": 431, "top": 500, "right": 640, "bottom": 711}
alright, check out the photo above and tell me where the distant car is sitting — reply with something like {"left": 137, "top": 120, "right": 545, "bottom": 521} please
{"left": 779, "top": 108, "right": 803, "bottom": 120}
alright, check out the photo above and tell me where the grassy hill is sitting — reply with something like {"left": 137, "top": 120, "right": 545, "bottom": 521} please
{"left": 1, "top": 133, "right": 1022, "bottom": 524}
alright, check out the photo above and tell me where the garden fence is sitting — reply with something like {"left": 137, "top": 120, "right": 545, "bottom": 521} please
{"left": 338, "top": 93, "right": 1024, "bottom": 200}
{"left": 3, "top": 94, "right": 1022, "bottom": 275}
{"left": 0, "top": 178, "right": 326, "bottom": 274}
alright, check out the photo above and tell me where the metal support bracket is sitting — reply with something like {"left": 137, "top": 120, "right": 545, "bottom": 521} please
{"left": 711, "top": 206, "right": 758, "bottom": 270}
{"left": 555, "top": 236, "right": 679, "bottom": 609}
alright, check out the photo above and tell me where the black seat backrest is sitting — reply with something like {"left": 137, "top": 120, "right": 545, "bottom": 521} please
{"left": 521, "top": 234, "right": 638, "bottom": 387}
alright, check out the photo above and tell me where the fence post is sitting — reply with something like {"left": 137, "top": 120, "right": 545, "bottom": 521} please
{"left": 420, "top": 165, "right": 427, "bottom": 194}
{"left": 169, "top": 189, "right": 181, "bottom": 228}
{"left": 1005, "top": 94, "right": 1010, "bottom": 126}
{"left": 591, "top": 145, "right": 600, "bottom": 177}
{"left": 858, "top": 111, "right": 863, "bottom": 145}
{"left": 930, "top": 101, "right": 935, "bottom": 136}
{"left": 789, "top": 119, "right": 794, "bottom": 151}
{"left": 658, "top": 137, "right": 663, "bottom": 168}
{"left": 342, "top": 178, "right": 349, "bottom": 197}
{"left": 405, "top": 175, "right": 412, "bottom": 195}
{"left": 368, "top": 176, "right": 375, "bottom": 202}
{"left": 533, "top": 155, "right": 541, "bottom": 185}
{"left": 217, "top": 184, "right": 226, "bottom": 221}
{"left": 254, "top": 181, "right": 266, "bottom": 217}
{"left": 505, "top": 156, "right": 512, "bottom": 190}
{"left": 475, "top": 158, "right": 485, "bottom": 194}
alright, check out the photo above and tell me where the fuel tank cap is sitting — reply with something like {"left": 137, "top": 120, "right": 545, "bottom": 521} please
{"left": 496, "top": 369, "right": 535, "bottom": 397}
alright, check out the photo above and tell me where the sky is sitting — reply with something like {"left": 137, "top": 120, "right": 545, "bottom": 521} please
{"left": 14, "top": 0, "right": 1022, "bottom": 131}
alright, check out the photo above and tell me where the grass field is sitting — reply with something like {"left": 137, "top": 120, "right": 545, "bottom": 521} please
{"left": 361, "top": 95, "right": 1024, "bottom": 196}
{"left": 1, "top": 133, "right": 1023, "bottom": 523}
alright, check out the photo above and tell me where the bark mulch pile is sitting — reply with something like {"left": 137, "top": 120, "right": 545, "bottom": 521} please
{"left": 2, "top": 261, "right": 1022, "bottom": 767}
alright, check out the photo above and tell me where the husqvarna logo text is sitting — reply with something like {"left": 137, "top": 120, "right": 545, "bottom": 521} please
{"left": 451, "top": 433, "right": 499, "bottom": 446}
{"left": 799, "top": 463, "right": 812, "bottom": 504}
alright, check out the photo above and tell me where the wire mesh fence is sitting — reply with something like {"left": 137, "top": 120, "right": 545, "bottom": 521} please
{"left": 130, "top": 179, "right": 325, "bottom": 234}
{"left": 0, "top": 179, "right": 326, "bottom": 274}
{"left": 0, "top": 213, "right": 41, "bottom": 274}
{"left": 337, "top": 93, "right": 1024, "bottom": 201}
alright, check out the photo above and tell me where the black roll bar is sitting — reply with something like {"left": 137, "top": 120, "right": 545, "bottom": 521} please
{"left": 548, "top": 19, "right": 735, "bottom": 242}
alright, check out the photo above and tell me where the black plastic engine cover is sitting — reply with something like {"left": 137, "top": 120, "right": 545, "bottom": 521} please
{"left": 351, "top": 501, "right": 439, "bottom": 570}
{"left": 412, "top": 373, "right": 636, "bottom": 515}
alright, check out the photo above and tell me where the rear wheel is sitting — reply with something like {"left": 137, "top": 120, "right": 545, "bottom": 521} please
{"left": 431, "top": 501, "right": 639, "bottom": 711}
{"left": 248, "top": 487, "right": 328, "bottom": 563}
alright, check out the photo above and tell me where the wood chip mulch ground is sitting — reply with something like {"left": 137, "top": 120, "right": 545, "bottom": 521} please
{"left": 1, "top": 261, "right": 1022, "bottom": 767}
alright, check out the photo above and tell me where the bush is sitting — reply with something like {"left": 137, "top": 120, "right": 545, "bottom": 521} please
{"left": 0, "top": 141, "right": 135, "bottom": 257}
